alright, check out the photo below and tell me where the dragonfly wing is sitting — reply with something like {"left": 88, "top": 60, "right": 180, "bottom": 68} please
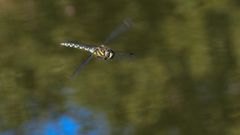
{"left": 103, "top": 18, "right": 133, "bottom": 44}
{"left": 113, "top": 52, "right": 135, "bottom": 61}
{"left": 70, "top": 54, "right": 94, "bottom": 80}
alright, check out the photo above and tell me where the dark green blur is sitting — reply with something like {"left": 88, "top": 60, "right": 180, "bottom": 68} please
{"left": 1, "top": 0, "right": 240, "bottom": 134}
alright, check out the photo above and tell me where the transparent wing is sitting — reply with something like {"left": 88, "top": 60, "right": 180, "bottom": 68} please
{"left": 70, "top": 54, "right": 94, "bottom": 80}
{"left": 113, "top": 52, "right": 135, "bottom": 61}
{"left": 103, "top": 18, "right": 133, "bottom": 44}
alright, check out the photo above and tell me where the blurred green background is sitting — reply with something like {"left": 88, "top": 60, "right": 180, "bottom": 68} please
{"left": 1, "top": 0, "right": 240, "bottom": 134}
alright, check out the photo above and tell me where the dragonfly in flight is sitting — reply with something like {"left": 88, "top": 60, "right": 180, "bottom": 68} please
{"left": 60, "top": 19, "right": 133, "bottom": 79}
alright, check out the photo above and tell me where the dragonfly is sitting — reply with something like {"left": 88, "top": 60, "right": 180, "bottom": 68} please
{"left": 60, "top": 19, "right": 133, "bottom": 79}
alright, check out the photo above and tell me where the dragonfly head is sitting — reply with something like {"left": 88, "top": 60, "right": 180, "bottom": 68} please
{"left": 105, "top": 49, "right": 115, "bottom": 60}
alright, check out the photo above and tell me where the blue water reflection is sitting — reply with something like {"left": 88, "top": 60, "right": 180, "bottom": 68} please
{"left": 0, "top": 108, "right": 108, "bottom": 135}
{"left": 44, "top": 115, "right": 79, "bottom": 135}
{"left": 44, "top": 108, "right": 108, "bottom": 135}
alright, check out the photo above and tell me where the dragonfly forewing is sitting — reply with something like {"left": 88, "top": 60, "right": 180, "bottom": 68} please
{"left": 112, "top": 52, "right": 135, "bottom": 61}
{"left": 103, "top": 18, "right": 133, "bottom": 44}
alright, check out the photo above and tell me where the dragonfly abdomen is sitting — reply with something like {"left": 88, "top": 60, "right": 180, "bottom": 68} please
{"left": 60, "top": 42, "right": 96, "bottom": 53}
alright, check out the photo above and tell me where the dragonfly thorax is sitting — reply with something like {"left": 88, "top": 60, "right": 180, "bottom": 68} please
{"left": 94, "top": 45, "right": 115, "bottom": 60}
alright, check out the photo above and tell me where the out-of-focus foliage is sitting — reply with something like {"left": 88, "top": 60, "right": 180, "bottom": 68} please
{"left": 1, "top": 0, "right": 240, "bottom": 134}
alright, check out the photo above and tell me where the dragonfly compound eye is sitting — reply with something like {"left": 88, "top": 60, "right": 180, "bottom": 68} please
{"left": 106, "top": 49, "right": 114, "bottom": 59}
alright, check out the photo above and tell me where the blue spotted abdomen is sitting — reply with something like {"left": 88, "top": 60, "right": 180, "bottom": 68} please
{"left": 60, "top": 42, "right": 96, "bottom": 53}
